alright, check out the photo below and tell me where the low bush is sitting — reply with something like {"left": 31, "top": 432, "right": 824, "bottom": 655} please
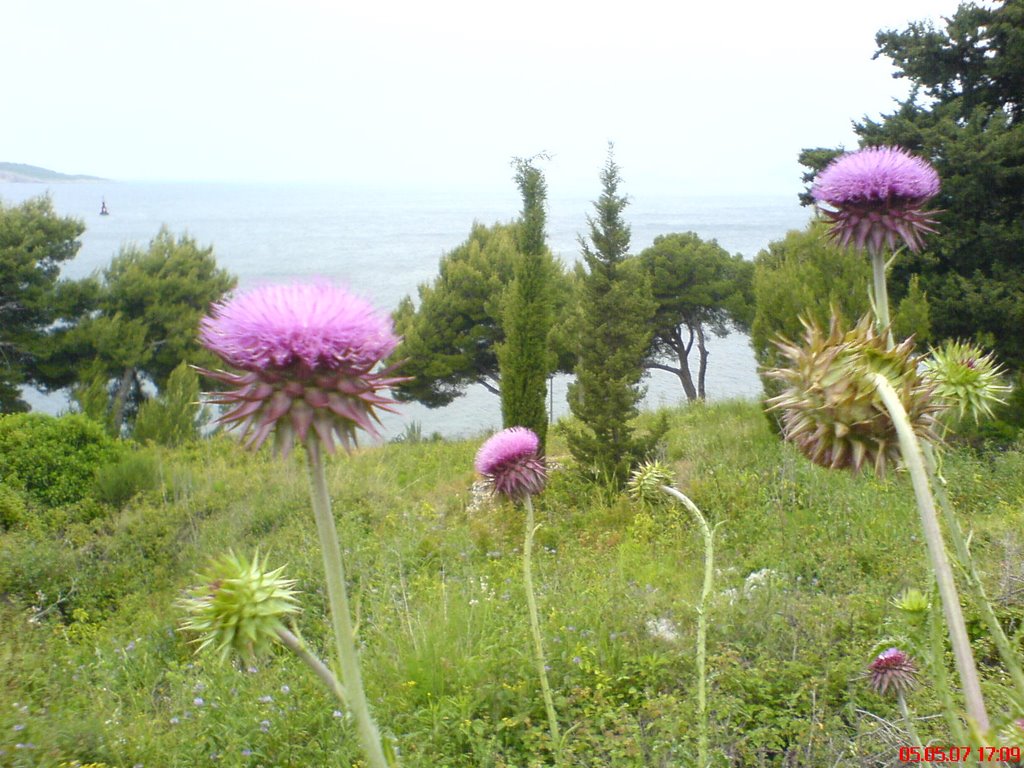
{"left": 94, "top": 450, "right": 162, "bottom": 508}
{"left": 0, "top": 482, "right": 26, "bottom": 530}
{"left": 0, "top": 413, "right": 123, "bottom": 508}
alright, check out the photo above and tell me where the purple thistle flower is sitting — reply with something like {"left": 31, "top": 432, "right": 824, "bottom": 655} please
{"left": 475, "top": 427, "right": 547, "bottom": 500}
{"left": 197, "top": 282, "right": 407, "bottom": 455}
{"left": 868, "top": 647, "right": 918, "bottom": 697}
{"left": 812, "top": 146, "right": 940, "bottom": 256}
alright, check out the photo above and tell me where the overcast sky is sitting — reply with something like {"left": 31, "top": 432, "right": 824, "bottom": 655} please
{"left": 4, "top": 0, "right": 967, "bottom": 195}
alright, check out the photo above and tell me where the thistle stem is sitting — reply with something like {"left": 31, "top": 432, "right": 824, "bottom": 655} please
{"left": 276, "top": 627, "right": 348, "bottom": 707}
{"left": 522, "top": 494, "right": 561, "bottom": 753}
{"left": 928, "top": 593, "right": 968, "bottom": 745}
{"left": 871, "top": 249, "right": 893, "bottom": 347}
{"left": 306, "top": 438, "right": 392, "bottom": 768}
{"left": 872, "top": 373, "right": 989, "bottom": 733}
{"left": 660, "top": 485, "right": 713, "bottom": 768}
{"left": 923, "top": 443, "right": 1024, "bottom": 702}
{"left": 897, "top": 693, "right": 933, "bottom": 768}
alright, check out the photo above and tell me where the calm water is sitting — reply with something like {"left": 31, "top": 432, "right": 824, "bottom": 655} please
{"left": 1, "top": 181, "right": 812, "bottom": 439}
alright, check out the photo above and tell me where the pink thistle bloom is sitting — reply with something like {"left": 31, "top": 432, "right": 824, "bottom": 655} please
{"left": 475, "top": 427, "right": 547, "bottom": 500}
{"left": 812, "top": 146, "right": 940, "bottom": 256}
{"left": 868, "top": 647, "right": 918, "bottom": 697}
{"left": 197, "top": 282, "right": 405, "bottom": 455}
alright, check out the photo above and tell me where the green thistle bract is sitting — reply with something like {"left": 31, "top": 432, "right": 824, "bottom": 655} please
{"left": 179, "top": 550, "right": 300, "bottom": 662}
{"left": 891, "top": 588, "right": 930, "bottom": 630}
{"left": 921, "top": 340, "right": 1011, "bottom": 423}
{"left": 892, "top": 588, "right": 929, "bottom": 618}
{"left": 627, "top": 461, "right": 676, "bottom": 507}
{"left": 767, "top": 314, "right": 940, "bottom": 476}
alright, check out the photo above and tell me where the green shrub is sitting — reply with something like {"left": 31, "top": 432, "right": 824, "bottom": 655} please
{"left": 133, "top": 361, "right": 206, "bottom": 447}
{"left": 0, "top": 413, "right": 123, "bottom": 507}
{"left": 94, "top": 450, "right": 162, "bottom": 507}
{"left": 0, "top": 530, "right": 78, "bottom": 612}
{"left": 0, "top": 482, "right": 26, "bottom": 530}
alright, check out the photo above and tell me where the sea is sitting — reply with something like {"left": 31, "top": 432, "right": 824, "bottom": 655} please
{"left": 0, "top": 180, "right": 813, "bottom": 441}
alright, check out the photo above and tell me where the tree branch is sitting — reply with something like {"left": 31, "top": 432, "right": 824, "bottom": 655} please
{"left": 644, "top": 361, "right": 683, "bottom": 376}
{"left": 477, "top": 375, "right": 501, "bottom": 396}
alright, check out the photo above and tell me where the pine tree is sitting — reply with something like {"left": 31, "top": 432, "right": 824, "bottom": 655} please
{"left": 497, "top": 157, "right": 556, "bottom": 451}
{"left": 566, "top": 147, "right": 657, "bottom": 484}
{"left": 0, "top": 196, "right": 90, "bottom": 412}
{"left": 799, "top": 0, "right": 1024, "bottom": 367}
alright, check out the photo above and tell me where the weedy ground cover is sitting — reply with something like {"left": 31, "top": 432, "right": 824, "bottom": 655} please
{"left": 2, "top": 401, "right": 1022, "bottom": 766}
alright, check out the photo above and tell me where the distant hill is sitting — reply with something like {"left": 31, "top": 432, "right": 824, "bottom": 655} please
{"left": 0, "top": 162, "right": 106, "bottom": 182}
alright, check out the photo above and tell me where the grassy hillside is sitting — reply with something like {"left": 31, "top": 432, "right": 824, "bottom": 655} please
{"left": 2, "top": 401, "right": 1023, "bottom": 766}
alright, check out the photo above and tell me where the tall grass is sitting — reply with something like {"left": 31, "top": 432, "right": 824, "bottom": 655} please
{"left": 2, "top": 401, "right": 1023, "bottom": 766}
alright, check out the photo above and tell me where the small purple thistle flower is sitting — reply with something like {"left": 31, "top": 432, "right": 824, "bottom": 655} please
{"left": 475, "top": 427, "right": 547, "bottom": 500}
{"left": 868, "top": 647, "right": 918, "bottom": 697}
{"left": 197, "top": 282, "right": 407, "bottom": 455}
{"left": 812, "top": 146, "right": 940, "bottom": 256}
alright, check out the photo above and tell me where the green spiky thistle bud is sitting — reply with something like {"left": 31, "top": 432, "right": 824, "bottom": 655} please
{"left": 179, "top": 550, "right": 300, "bottom": 662}
{"left": 892, "top": 587, "right": 929, "bottom": 617}
{"left": 627, "top": 461, "right": 676, "bottom": 507}
{"left": 767, "top": 314, "right": 940, "bottom": 476}
{"left": 891, "top": 588, "right": 930, "bottom": 629}
{"left": 921, "top": 340, "right": 1011, "bottom": 424}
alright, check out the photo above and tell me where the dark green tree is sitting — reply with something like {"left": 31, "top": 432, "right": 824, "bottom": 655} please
{"left": 752, "top": 221, "right": 932, "bottom": 397}
{"left": 391, "top": 222, "right": 519, "bottom": 406}
{"left": 497, "top": 157, "right": 556, "bottom": 449}
{"left": 71, "top": 227, "right": 236, "bottom": 432}
{"left": 0, "top": 196, "right": 92, "bottom": 412}
{"left": 390, "top": 217, "right": 572, "bottom": 411}
{"left": 565, "top": 147, "right": 657, "bottom": 484}
{"left": 752, "top": 222, "right": 873, "bottom": 375}
{"left": 800, "top": 0, "right": 1024, "bottom": 367}
{"left": 636, "top": 232, "right": 755, "bottom": 401}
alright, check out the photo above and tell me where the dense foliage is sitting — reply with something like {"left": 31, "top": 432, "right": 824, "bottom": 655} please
{"left": 800, "top": 0, "right": 1024, "bottom": 368}
{"left": 390, "top": 222, "right": 518, "bottom": 405}
{"left": 565, "top": 149, "right": 658, "bottom": 484}
{"left": 751, "top": 222, "right": 932, "bottom": 373}
{"left": 636, "top": 232, "right": 755, "bottom": 401}
{"left": 0, "top": 197, "right": 89, "bottom": 412}
{"left": 132, "top": 361, "right": 207, "bottom": 447}
{"left": 0, "top": 413, "right": 123, "bottom": 508}
{"left": 497, "top": 158, "right": 558, "bottom": 450}
{"left": 70, "top": 228, "right": 235, "bottom": 433}
{"left": 391, "top": 218, "right": 571, "bottom": 411}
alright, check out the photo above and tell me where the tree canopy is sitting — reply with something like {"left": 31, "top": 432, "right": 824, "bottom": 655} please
{"left": 391, "top": 222, "right": 519, "bottom": 407}
{"left": 636, "top": 232, "right": 754, "bottom": 401}
{"left": 0, "top": 196, "right": 89, "bottom": 412}
{"left": 391, "top": 215, "right": 571, "bottom": 411}
{"left": 497, "top": 157, "right": 558, "bottom": 450}
{"left": 565, "top": 148, "right": 657, "bottom": 484}
{"left": 800, "top": 0, "right": 1024, "bottom": 367}
{"left": 71, "top": 227, "right": 235, "bottom": 432}
{"left": 752, "top": 222, "right": 932, "bottom": 404}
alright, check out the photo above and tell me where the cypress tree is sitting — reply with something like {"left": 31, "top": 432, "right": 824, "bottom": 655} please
{"left": 497, "top": 158, "right": 556, "bottom": 451}
{"left": 566, "top": 147, "right": 657, "bottom": 484}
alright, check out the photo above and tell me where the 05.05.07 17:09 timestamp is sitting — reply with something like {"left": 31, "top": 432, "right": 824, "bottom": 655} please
{"left": 899, "top": 745, "right": 1021, "bottom": 763}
